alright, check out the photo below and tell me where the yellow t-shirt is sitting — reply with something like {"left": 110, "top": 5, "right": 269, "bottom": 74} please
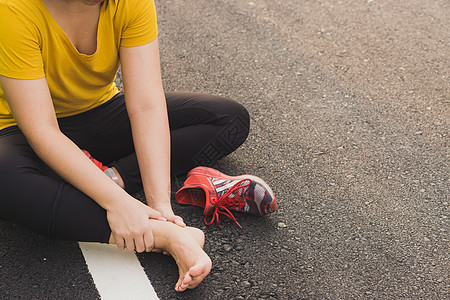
{"left": 0, "top": 0, "right": 158, "bottom": 130}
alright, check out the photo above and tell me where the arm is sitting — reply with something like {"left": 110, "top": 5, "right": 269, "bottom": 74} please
{"left": 119, "top": 38, "right": 185, "bottom": 226}
{"left": 0, "top": 75, "right": 165, "bottom": 252}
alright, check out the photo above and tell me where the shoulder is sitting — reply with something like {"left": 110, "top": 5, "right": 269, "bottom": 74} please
{"left": 0, "top": 0, "right": 43, "bottom": 18}
{"left": 0, "top": 0, "right": 45, "bottom": 33}
{"left": 110, "top": 0, "right": 156, "bottom": 19}
{"left": 0, "top": 0, "right": 45, "bottom": 79}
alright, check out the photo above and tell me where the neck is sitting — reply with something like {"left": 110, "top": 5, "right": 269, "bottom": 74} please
{"left": 43, "top": 0, "right": 102, "bottom": 14}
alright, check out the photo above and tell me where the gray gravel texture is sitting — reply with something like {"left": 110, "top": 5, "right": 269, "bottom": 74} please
{"left": 147, "top": 0, "right": 449, "bottom": 299}
{"left": 0, "top": 0, "right": 448, "bottom": 299}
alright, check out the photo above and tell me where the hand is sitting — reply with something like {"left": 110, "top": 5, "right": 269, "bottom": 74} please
{"left": 151, "top": 202, "right": 186, "bottom": 227}
{"left": 107, "top": 197, "right": 167, "bottom": 252}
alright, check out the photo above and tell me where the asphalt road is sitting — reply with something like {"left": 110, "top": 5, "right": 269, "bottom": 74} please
{"left": 1, "top": 0, "right": 448, "bottom": 299}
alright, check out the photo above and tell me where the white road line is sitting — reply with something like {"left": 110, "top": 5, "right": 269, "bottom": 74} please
{"left": 79, "top": 242, "right": 159, "bottom": 300}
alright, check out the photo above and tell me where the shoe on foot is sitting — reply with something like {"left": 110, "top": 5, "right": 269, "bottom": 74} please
{"left": 82, "top": 150, "right": 108, "bottom": 171}
{"left": 175, "top": 166, "right": 277, "bottom": 228}
{"left": 82, "top": 150, "right": 120, "bottom": 186}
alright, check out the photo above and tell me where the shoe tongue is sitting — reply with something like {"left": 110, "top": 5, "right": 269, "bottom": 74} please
{"left": 212, "top": 178, "right": 247, "bottom": 196}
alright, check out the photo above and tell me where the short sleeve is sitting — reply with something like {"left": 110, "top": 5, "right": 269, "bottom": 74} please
{"left": 0, "top": 3, "right": 44, "bottom": 79}
{"left": 120, "top": 0, "right": 158, "bottom": 47}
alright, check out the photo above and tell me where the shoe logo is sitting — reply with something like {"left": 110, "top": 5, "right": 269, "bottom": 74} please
{"left": 212, "top": 178, "right": 238, "bottom": 194}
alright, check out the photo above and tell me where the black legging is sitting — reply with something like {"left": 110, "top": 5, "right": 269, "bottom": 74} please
{"left": 0, "top": 92, "right": 250, "bottom": 243}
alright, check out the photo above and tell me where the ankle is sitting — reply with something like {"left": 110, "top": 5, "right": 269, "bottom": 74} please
{"left": 149, "top": 220, "right": 177, "bottom": 253}
{"left": 151, "top": 220, "right": 185, "bottom": 251}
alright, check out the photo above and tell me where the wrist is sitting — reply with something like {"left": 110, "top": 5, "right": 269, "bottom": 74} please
{"left": 147, "top": 198, "right": 171, "bottom": 209}
{"left": 104, "top": 190, "right": 136, "bottom": 211}
{"left": 146, "top": 192, "right": 171, "bottom": 206}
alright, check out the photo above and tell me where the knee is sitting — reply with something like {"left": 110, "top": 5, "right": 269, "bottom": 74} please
{"left": 219, "top": 97, "right": 250, "bottom": 135}
{"left": 232, "top": 101, "right": 250, "bottom": 145}
{"left": 215, "top": 98, "right": 251, "bottom": 152}
{"left": 231, "top": 100, "right": 250, "bottom": 132}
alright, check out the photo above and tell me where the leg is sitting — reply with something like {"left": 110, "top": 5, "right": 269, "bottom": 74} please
{"left": 166, "top": 92, "right": 250, "bottom": 175}
{"left": 116, "top": 93, "right": 250, "bottom": 192}
{"left": 0, "top": 129, "right": 111, "bottom": 242}
{"left": 65, "top": 92, "right": 250, "bottom": 193}
{"left": 0, "top": 129, "right": 207, "bottom": 245}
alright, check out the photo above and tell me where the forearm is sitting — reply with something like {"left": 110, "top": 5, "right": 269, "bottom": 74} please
{"left": 120, "top": 39, "right": 172, "bottom": 208}
{"left": 28, "top": 126, "right": 132, "bottom": 210}
{"left": 128, "top": 104, "right": 171, "bottom": 207}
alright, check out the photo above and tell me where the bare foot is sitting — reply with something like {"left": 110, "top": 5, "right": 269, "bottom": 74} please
{"left": 149, "top": 220, "right": 212, "bottom": 292}
{"left": 151, "top": 226, "right": 204, "bottom": 255}
{"left": 184, "top": 226, "right": 205, "bottom": 248}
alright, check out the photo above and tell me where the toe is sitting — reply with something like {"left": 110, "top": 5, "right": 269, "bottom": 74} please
{"left": 174, "top": 277, "right": 183, "bottom": 292}
{"left": 175, "top": 272, "right": 192, "bottom": 292}
{"left": 175, "top": 273, "right": 192, "bottom": 292}
{"left": 180, "top": 273, "right": 192, "bottom": 290}
{"left": 186, "top": 260, "right": 212, "bottom": 289}
{"left": 190, "top": 259, "right": 212, "bottom": 277}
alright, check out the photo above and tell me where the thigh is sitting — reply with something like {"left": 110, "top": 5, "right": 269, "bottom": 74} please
{"left": 84, "top": 92, "right": 250, "bottom": 159}
{"left": 0, "top": 130, "right": 111, "bottom": 242}
{"left": 58, "top": 92, "right": 250, "bottom": 169}
{"left": 59, "top": 93, "right": 135, "bottom": 164}
{"left": 165, "top": 92, "right": 250, "bottom": 130}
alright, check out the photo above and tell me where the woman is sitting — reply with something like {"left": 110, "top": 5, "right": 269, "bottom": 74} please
{"left": 0, "top": 0, "right": 250, "bottom": 292}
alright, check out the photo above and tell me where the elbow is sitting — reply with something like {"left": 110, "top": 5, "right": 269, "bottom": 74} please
{"left": 126, "top": 94, "right": 166, "bottom": 119}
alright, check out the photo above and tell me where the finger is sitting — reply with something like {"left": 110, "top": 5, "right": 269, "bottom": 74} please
{"left": 114, "top": 234, "right": 125, "bottom": 250}
{"left": 164, "top": 214, "right": 175, "bottom": 222}
{"left": 125, "top": 237, "right": 135, "bottom": 251}
{"left": 144, "top": 230, "right": 155, "bottom": 252}
{"left": 134, "top": 235, "right": 145, "bottom": 253}
{"left": 146, "top": 207, "right": 167, "bottom": 221}
{"left": 173, "top": 216, "right": 186, "bottom": 227}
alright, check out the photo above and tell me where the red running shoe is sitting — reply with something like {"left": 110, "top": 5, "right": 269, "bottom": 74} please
{"left": 82, "top": 150, "right": 120, "bottom": 186}
{"left": 175, "top": 166, "right": 277, "bottom": 228}
{"left": 82, "top": 150, "right": 108, "bottom": 171}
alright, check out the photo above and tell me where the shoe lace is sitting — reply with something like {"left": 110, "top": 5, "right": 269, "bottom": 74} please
{"left": 204, "top": 179, "right": 251, "bottom": 228}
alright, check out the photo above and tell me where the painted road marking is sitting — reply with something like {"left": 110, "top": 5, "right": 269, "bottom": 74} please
{"left": 79, "top": 242, "right": 159, "bottom": 300}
